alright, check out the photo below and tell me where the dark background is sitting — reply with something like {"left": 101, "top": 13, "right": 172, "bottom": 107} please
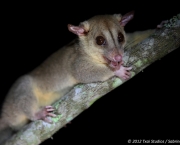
{"left": 1, "top": 1, "right": 180, "bottom": 144}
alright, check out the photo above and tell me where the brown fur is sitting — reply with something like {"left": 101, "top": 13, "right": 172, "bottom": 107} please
{"left": 0, "top": 12, "right": 154, "bottom": 144}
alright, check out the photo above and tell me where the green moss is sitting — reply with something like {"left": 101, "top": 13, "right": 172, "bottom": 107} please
{"left": 131, "top": 71, "right": 135, "bottom": 77}
{"left": 53, "top": 102, "right": 60, "bottom": 110}
{"left": 164, "top": 14, "right": 180, "bottom": 28}
{"left": 66, "top": 117, "right": 73, "bottom": 122}
{"left": 75, "top": 84, "right": 84, "bottom": 88}
{"left": 89, "top": 98, "right": 99, "bottom": 106}
{"left": 134, "top": 60, "right": 143, "bottom": 67}
{"left": 52, "top": 114, "right": 62, "bottom": 123}
{"left": 134, "top": 59, "right": 148, "bottom": 68}
{"left": 178, "top": 14, "right": 180, "bottom": 19}
{"left": 112, "top": 78, "right": 123, "bottom": 88}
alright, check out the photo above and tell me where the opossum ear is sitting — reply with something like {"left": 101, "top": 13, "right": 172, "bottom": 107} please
{"left": 119, "top": 11, "right": 134, "bottom": 27}
{"left": 68, "top": 24, "right": 86, "bottom": 36}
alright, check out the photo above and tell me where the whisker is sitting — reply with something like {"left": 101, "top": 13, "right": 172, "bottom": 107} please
{"left": 124, "top": 36, "right": 143, "bottom": 50}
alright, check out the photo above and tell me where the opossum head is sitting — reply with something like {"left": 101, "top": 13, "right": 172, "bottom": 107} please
{"left": 68, "top": 11, "right": 134, "bottom": 70}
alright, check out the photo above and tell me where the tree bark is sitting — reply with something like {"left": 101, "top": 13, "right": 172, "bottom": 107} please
{"left": 4, "top": 14, "right": 180, "bottom": 145}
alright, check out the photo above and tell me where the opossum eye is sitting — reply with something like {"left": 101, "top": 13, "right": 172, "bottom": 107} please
{"left": 118, "top": 32, "right": 124, "bottom": 42}
{"left": 96, "top": 36, "right": 106, "bottom": 45}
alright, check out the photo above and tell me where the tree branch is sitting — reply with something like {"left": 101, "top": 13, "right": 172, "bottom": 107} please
{"left": 4, "top": 14, "right": 180, "bottom": 145}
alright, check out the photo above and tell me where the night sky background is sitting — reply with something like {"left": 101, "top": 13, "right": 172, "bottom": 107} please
{"left": 1, "top": 1, "right": 180, "bottom": 144}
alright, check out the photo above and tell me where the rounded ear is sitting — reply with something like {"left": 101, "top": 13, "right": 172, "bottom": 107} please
{"left": 120, "top": 11, "right": 134, "bottom": 27}
{"left": 68, "top": 24, "right": 86, "bottom": 36}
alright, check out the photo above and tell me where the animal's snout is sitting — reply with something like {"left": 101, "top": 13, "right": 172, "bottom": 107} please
{"left": 114, "top": 55, "right": 122, "bottom": 62}
{"left": 103, "top": 52, "right": 123, "bottom": 70}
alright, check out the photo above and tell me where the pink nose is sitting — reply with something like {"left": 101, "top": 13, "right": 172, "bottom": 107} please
{"left": 114, "top": 55, "right": 122, "bottom": 62}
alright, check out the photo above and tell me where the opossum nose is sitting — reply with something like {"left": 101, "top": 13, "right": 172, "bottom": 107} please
{"left": 114, "top": 55, "right": 122, "bottom": 62}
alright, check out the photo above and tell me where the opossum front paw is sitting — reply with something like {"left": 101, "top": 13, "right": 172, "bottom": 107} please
{"left": 115, "top": 66, "right": 132, "bottom": 80}
{"left": 35, "top": 106, "right": 56, "bottom": 123}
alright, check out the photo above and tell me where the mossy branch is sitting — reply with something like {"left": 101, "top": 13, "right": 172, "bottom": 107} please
{"left": 4, "top": 14, "right": 180, "bottom": 145}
